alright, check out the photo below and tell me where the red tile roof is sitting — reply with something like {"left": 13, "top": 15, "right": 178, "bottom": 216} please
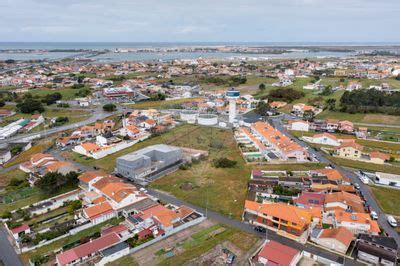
{"left": 10, "top": 224, "right": 29, "bottom": 235}
{"left": 56, "top": 232, "right": 120, "bottom": 266}
{"left": 258, "top": 240, "right": 299, "bottom": 266}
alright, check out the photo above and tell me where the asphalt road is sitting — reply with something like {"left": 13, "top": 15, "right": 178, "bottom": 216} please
{"left": 146, "top": 188, "right": 361, "bottom": 266}
{"left": 0, "top": 228, "right": 23, "bottom": 266}
{"left": 270, "top": 115, "right": 400, "bottom": 247}
{"left": 0, "top": 108, "right": 117, "bottom": 145}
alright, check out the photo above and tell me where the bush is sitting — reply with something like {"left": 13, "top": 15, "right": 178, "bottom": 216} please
{"left": 103, "top": 103, "right": 117, "bottom": 112}
{"left": 213, "top": 157, "right": 237, "bottom": 168}
{"left": 268, "top": 88, "right": 304, "bottom": 102}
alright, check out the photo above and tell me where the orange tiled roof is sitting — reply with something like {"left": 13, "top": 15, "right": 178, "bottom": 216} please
{"left": 252, "top": 121, "right": 306, "bottom": 154}
{"left": 334, "top": 210, "right": 380, "bottom": 234}
{"left": 325, "top": 191, "right": 365, "bottom": 213}
{"left": 46, "top": 161, "right": 74, "bottom": 172}
{"left": 245, "top": 200, "right": 312, "bottom": 227}
{"left": 338, "top": 142, "right": 363, "bottom": 151}
{"left": 81, "top": 142, "right": 101, "bottom": 152}
{"left": 84, "top": 202, "right": 113, "bottom": 219}
{"left": 315, "top": 168, "right": 344, "bottom": 181}
{"left": 319, "top": 227, "right": 353, "bottom": 247}
{"left": 369, "top": 151, "right": 390, "bottom": 161}
{"left": 78, "top": 171, "right": 108, "bottom": 183}
{"left": 31, "top": 153, "right": 53, "bottom": 164}
{"left": 140, "top": 204, "right": 179, "bottom": 228}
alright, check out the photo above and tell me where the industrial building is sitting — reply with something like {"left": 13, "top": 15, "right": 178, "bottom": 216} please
{"left": 116, "top": 144, "right": 183, "bottom": 184}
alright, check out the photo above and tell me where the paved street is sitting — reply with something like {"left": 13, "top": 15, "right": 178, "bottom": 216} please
{"left": 147, "top": 188, "right": 361, "bottom": 266}
{"left": 270, "top": 116, "right": 400, "bottom": 247}
{"left": 0, "top": 228, "right": 23, "bottom": 266}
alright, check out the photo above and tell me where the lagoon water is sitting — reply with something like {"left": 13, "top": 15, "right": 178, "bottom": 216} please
{"left": 0, "top": 42, "right": 395, "bottom": 62}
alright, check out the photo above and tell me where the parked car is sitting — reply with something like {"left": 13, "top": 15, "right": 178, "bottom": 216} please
{"left": 387, "top": 216, "right": 398, "bottom": 227}
{"left": 254, "top": 226, "right": 266, "bottom": 233}
{"left": 226, "top": 254, "right": 236, "bottom": 264}
{"left": 370, "top": 211, "right": 378, "bottom": 220}
{"left": 354, "top": 183, "right": 360, "bottom": 190}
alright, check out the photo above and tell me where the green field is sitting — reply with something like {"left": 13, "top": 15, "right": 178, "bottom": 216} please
{"left": 106, "top": 256, "right": 139, "bottom": 266}
{"left": 158, "top": 224, "right": 259, "bottom": 265}
{"left": 28, "top": 87, "right": 81, "bottom": 100}
{"left": 370, "top": 186, "right": 400, "bottom": 216}
{"left": 0, "top": 168, "right": 27, "bottom": 187}
{"left": 328, "top": 156, "right": 400, "bottom": 175}
{"left": 316, "top": 111, "right": 400, "bottom": 125}
{"left": 123, "top": 97, "right": 204, "bottom": 109}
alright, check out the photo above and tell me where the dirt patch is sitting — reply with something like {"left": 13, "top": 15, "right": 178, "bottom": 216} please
{"left": 185, "top": 240, "right": 243, "bottom": 266}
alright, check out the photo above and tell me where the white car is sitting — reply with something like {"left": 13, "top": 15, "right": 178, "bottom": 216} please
{"left": 370, "top": 211, "right": 378, "bottom": 220}
{"left": 354, "top": 183, "right": 360, "bottom": 190}
{"left": 387, "top": 216, "right": 398, "bottom": 227}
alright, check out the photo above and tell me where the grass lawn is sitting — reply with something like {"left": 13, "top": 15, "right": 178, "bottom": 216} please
{"left": 328, "top": 156, "right": 400, "bottom": 175}
{"left": 28, "top": 87, "right": 80, "bottom": 100}
{"left": 20, "top": 218, "right": 123, "bottom": 263}
{"left": 0, "top": 169, "right": 27, "bottom": 187}
{"left": 370, "top": 186, "right": 400, "bottom": 216}
{"left": 123, "top": 97, "right": 204, "bottom": 109}
{"left": 316, "top": 110, "right": 400, "bottom": 125}
{"left": 106, "top": 256, "right": 139, "bottom": 266}
{"left": 158, "top": 224, "right": 259, "bottom": 265}
{"left": 356, "top": 139, "right": 400, "bottom": 152}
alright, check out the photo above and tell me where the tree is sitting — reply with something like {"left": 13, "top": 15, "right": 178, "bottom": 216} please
{"left": 268, "top": 88, "right": 305, "bottom": 102}
{"left": 0, "top": 100, "right": 5, "bottom": 107}
{"left": 259, "top": 83, "right": 266, "bottom": 90}
{"left": 16, "top": 98, "right": 44, "bottom": 113}
{"left": 303, "top": 110, "right": 315, "bottom": 122}
{"left": 254, "top": 101, "right": 271, "bottom": 116}
{"left": 36, "top": 171, "right": 79, "bottom": 195}
{"left": 10, "top": 145, "right": 23, "bottom": 156}
{"left": 326, "top": 98, "right": 337, "bottom": 111}
{"left": 68, "top": 200, "right": 82, "bottom": 215}
{"left": 42, "top": 92, "right": 62, "bottom": 105}
{"left": 103, "top": 103, "right": 117, "bottom": 112}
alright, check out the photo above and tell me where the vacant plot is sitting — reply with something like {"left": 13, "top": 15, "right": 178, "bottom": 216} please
{"left": 106, "top": 256, "right": 139, "bottom": 266}
{"left": 356, "top": 139, "right": 400, "bottom": 152}
{"left": 370, "top": 186, "right": 400, "bottom": 217}
{"left": 0, "top": 168, "right": 27, "bottom": 187}
{"left": 328, "top": 156, "right": 400, "bottom": 175}
{"left": 158, "top": 224, "right": 259, "bottom": 266}
{"left": 316, "top": 111, "right": 400, "bottom": 125}
{"left": 123, "top": 97, "right": 203, "bottom": 109}
{"left": 28, "top": 87, "right": 80, "bottom": 100}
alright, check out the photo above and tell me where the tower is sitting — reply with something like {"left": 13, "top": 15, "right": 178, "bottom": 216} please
{"left": 225, "top": 88, "right": 240, "bottom": 123}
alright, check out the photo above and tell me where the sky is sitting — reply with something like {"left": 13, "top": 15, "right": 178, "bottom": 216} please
{"left": 1, "top": 0, "right": 399, "bottom": 43}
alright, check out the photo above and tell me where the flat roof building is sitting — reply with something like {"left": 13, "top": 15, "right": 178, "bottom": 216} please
{"left": 116, "top": 144, "right": 183, "bottom": 184}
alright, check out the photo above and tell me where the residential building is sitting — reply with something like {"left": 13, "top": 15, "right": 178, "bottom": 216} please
{"left": 355, "top": 234, "right": 398, "bottom": 266}
{"left": 302, "top": 133, "right": 341, "bottom": 146}
{"left": 56, "top": 232, "right": 121, "bottom": 266}
{"left": 287, "top": 120, "right": 309, "bottom": 132}
{"left": 310, "top": 227, "right": 353, "bottom": 254}
{"left": 375, "top": 172, "right": 400, "bottom": 187}
{"left": 257, "top": 240, "right": 301, "bottom": 266}
{"left": 324, "top": 191, "right": 365, "bottom": 213}
{"left": 243, "top": 200, "right": 312, "bottom": 243}
{"left": 336, "top": 142, "right": 364, "bottom": 160}
{"left": 333, "top": 210, "right": 380, "bottom": 235}
{"left": 248, "top": 121, "right": 309, "bottom": 162}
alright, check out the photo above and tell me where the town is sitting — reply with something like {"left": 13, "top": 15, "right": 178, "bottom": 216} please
{"left": 1, "top": 46, "right": 400, "bottom": 266}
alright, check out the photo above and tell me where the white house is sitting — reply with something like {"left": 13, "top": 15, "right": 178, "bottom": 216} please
{"left": 288, "top": 120, "right": 309, "bottom": 132}
{"left": 302, "top": 133, "right": 341, "bottom": 146}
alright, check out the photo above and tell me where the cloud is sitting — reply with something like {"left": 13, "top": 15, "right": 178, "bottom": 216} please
{"left": 0, "top": 0, "right": 399, "bottom": 42}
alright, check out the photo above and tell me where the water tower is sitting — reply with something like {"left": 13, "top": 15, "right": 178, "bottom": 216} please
{"left": 225, "top": 88, "right": 240, "bottom": 123}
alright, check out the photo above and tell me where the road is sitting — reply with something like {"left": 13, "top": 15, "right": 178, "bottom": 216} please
{"left": 269, "top": 115, "right": 400, "bottom": 247}
{"left": 0, "top": 228, "right": 23, "bottom": 266}
{"left": 0, "top": 107, "right": 118, "bottom": 145}
{"left": 146, "top": 188, "right": 360, "bottom": 266}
